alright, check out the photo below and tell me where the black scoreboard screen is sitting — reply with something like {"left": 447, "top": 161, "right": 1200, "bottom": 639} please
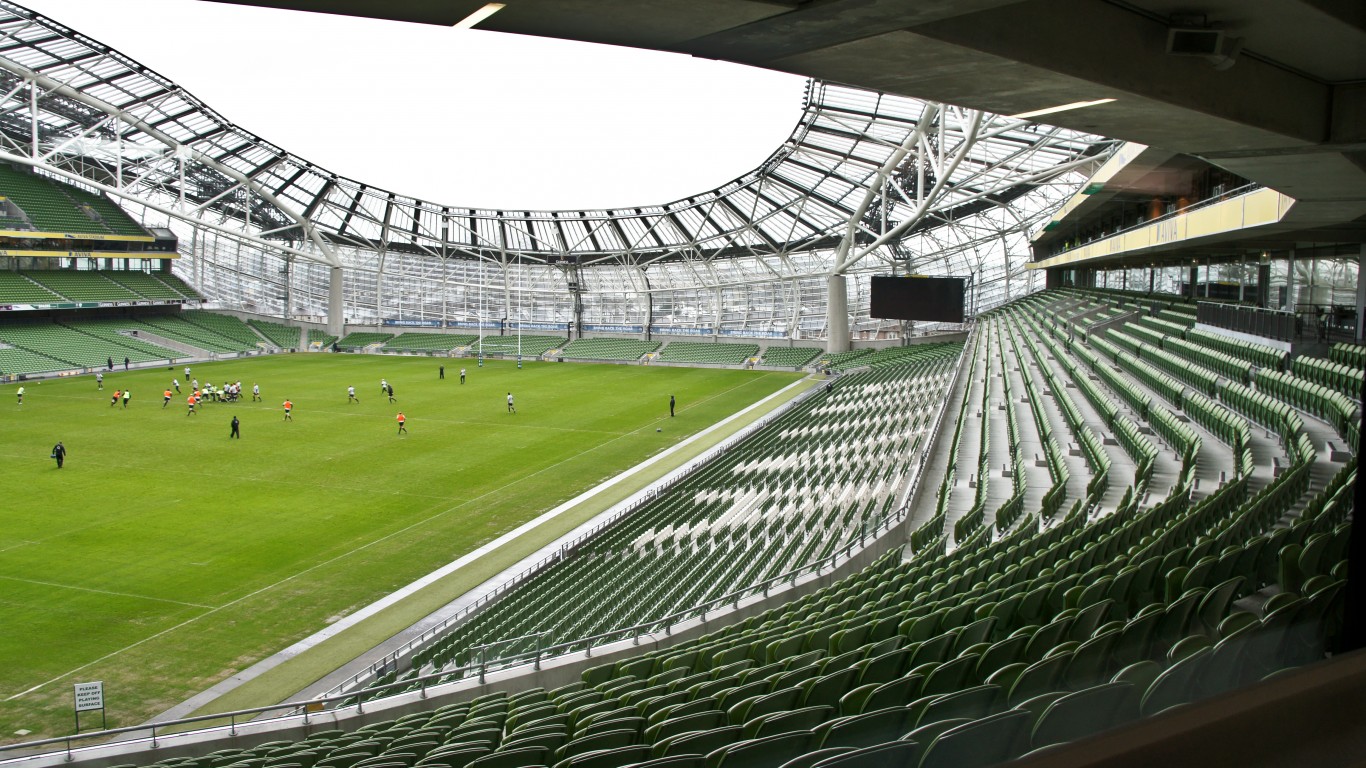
{"left": 869, "top": 275, "right": 966, "bottom": 323}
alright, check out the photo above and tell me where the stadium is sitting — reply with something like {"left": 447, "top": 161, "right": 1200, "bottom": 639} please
{"left": 0, "top": 1, "right": 1362, "bottom": 767}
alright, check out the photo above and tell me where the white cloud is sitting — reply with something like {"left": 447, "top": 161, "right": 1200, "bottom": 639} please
{"left": 19, "top": 0, "right": 807, "bottom": 210}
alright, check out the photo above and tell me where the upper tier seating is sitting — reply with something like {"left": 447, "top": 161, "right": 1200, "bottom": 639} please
{"left": 0, "top": 164, "right": 146, "bottom": 236}
{"left": 101, "top": 271, "right": 196, "bottom": 301}
{"left": 0, "top": 271, "right": 62, "bottom": 303}
{"left": 14, "top": 270, "right": 195, "bottom": 304}
{"left": 156, "top": 272, "right": 203, "bottom": 300}
{"left": 24, "top": 270, "right": 142, "bottom": 302}
{"left": 656, "top": 341, "right": 758, "bottom": 366}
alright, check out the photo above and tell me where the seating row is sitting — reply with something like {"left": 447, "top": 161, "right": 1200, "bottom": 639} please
{"left": 561, "top": 339, "right": 661, "bottom": 361}
{"left": 656, "top": 342, "right": 758, "bottom": 366}
{"left": 81, "top": 287, "right": 1352, "bottom": 768}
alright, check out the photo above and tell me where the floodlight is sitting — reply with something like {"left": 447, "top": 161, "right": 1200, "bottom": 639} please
{"left": 454, "top": 3, "right": 506, "bottom": 29}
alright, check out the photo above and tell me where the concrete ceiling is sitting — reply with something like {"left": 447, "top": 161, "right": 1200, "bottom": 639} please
{"left": 207, "top": 0, "right": 1366, "bottom": 260}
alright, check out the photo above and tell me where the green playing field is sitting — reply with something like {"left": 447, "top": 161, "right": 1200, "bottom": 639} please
{"left": 0, "top": 354, "right": 803, "bottom": 740}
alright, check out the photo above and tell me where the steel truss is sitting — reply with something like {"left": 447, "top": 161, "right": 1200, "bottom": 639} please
{"left": 0, "top": 3, "right": 1112, "bottom": 339}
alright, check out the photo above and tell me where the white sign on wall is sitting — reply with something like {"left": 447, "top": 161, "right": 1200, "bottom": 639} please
{"left": 73, "top": 681, "right": 103, "bottom": 712}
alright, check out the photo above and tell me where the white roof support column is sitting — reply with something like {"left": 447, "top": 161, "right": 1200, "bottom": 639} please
{"left": 829, "top": 102, "right": 940, "bottom": 278}
{"left": 826, "top": 273, "right": 849, "bottom": 354}
{"left": 328, "top": 266, "right": 345, "bottom": 338}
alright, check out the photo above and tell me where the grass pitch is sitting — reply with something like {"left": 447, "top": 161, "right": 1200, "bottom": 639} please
{"left": 0, "top": 354, "right": 801, "bottom": 741}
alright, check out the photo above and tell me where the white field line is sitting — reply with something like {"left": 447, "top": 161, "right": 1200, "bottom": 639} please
{"left": 3, "top": 373, "right": 794, "bottom": 701}
{"left": 0, "top": 575, "right": 213, "bottom": 609}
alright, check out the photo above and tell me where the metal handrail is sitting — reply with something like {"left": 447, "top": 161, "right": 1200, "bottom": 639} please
{"left": 1051, "top": 182, "right": 1262, "bottom": 255}
{"left": 314, "top": 345, "right": 971, "bottom": 700}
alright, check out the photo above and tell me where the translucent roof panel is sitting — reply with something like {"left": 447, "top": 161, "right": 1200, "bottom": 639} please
{"left": 0, "top": 1, "right": 1113, "bottom": 278}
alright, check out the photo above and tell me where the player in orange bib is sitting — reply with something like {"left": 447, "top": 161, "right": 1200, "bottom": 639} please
{"left": 283, "top": 399, "right": 293, "bottom": 421}
{"left": 396, "top": 411, "right": 407, "bottom": 435}
{"left": 163, "top": 389, "right": 172, "bottom": 408}
{"left": 186, "top": 394, "right": 196, "bottom": 415}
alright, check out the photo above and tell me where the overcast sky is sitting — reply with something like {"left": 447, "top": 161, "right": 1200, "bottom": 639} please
{"left": 18, "top": 0, "right": 808, "bottom": 210}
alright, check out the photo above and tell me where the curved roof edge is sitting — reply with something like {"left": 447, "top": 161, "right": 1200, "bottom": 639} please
{"left": 0, "top": 2, "right": 1113, "bottom": 265}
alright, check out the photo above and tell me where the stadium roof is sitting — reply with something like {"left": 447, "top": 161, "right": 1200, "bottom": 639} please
{"left": 0, "top": 1, "right": 1110, "bottom": 271}
{"left": 207, "top": 0, "right": 1366, "bottom": 261}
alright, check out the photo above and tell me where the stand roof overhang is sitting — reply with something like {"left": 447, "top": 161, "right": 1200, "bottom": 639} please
{"left": 0, "top": 1, "right": 1109, "bottom": 267}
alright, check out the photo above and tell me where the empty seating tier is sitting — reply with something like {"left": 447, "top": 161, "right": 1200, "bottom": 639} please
{"left": 61, "top": 318, "right": 185, "bottom": 361}
{"left": 832, "top": 346, "right": 954, "bottom": 372}
{"left": 816, "top": 349, "right": 872, "bottom": 369}
{"left": 1290, "top": 355, "right": 1363, "bottom": 400}
{"left": 156, "top": 272, "right": 203, "bottom": 300}
{"left": 339, "top": 332, "right": 396, "bottom": 350}
{"left": 101, "top": 271, "right": 195, "bottom": 301}
{"left": 0, "top": 164, "right": 146, "bottom": 236}
{"left": 470, "top": 335, "right": 567, "bottom": 357}
{"left": 384, "top": 333, "right": 478, "bottom": 352}
{"left": 40, "top": 287, "right": 1354, "bottom": 768}
{"left": 0, "top": 345, "right": 67, "bottom": 375}
{"left": 24, "top": 270, "right": 142, "bottom": 302}
{"left": 248, "top": 319, "right": 303, "bottom": 349}
{"left": 656, "top": 341, "right": 758, "bottom": 365}
{"left": 0, "top": 320, "right": 177, "bottom": 370}
{"left": 759, "top": 346, "right": 820, "bottom": 368}
{"left": 403, "top": 343, "right": 964, "bottom": 685}
{"left": 560, "top": 338, "right": 661, "bottom": 361}
{"left": 180, "top": 311, "right": 263, "bottom": 348}
{"left": 309, "top": 329, "right": 339, "bottom": 348}
{"left": 0, "top": 271, "right": 62, "bottom": 303}
{"left": 135, "top": 314, "right": 259, "bottom": 354}
{"left": 1329, "top": 342, "right": 1366, "bottom": 369}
